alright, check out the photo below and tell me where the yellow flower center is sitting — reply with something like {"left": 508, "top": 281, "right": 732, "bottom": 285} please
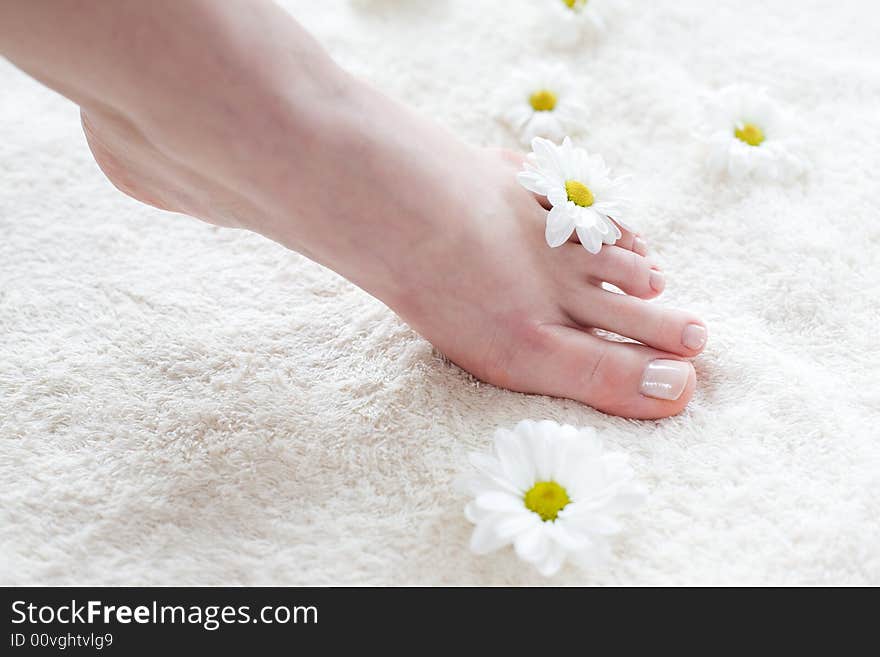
{"left": 565, "top": 180, "right": 594, "bottom": 207}
{"left": 524, "top": 481, "right": 571, "bottom": 522}
{"left": 734, "top": 122, "right": 765, "bottom": 147}
{"left": 563, "top": 0, "right": 589, "bottom": 10}
{"left": 529, "top": 89, "right": 558, "bottom": 112}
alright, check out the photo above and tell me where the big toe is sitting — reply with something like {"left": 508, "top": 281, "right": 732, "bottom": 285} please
{"left": 519, "top": 324, "right": 696, "bottom": 419}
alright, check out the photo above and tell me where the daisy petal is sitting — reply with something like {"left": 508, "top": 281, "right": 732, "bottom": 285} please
{"left": 474, "top": 491, "right": 525, "bottom": 513}
{"left": 548, "top": 521, "right": 591, "bottom": 551}
{"left": 531, "top": 137, "right": 566, "bottom": 177}
{"left": 536, "top": 542, "right": 567, "bottom": 577}
{"left": 494, "top": 512, "right": 541, "bottom": 539}
{"left": 576, "top": 225, "right": 602, "bottom": 254}
{"left": 516, "top": 170, "right": 551, "bottom": 196}
{"left": 601, "top": 218, "right": 622, "bottom": 244}
{"left": 546, "top": 205, "right": 576, "bottom": 247}
{"left": 547, "top": 186, "right": 568, "bottom": 207}
{"left": 527, "top": 422, "right": 555, "bottom": 481}
{"left": 494, "top": 431, "right": 535, "bottom": 491}
{"left": 468, "top": 451, "right": 502, "bottom": 477}
{"left": 514, "top": 524, "right": 550, "bottom": 563}
{"left": 469, "top": 522, "right": 511, "bottom": 555}
{"left": 610, "top": 215, "right": 635, "bottom": 233}
{"left": 459, "top": 421, "right": 647, "bottom": 577}
{"left": 467, "top": 452, "right": 522, "bottom": 495}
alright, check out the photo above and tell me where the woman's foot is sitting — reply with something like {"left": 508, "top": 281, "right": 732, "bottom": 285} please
{"left": 78, "top": 37, "right": 705, "bottom": 420}
{"left": 366, "top": 142, "right": 707, "bottom": 420}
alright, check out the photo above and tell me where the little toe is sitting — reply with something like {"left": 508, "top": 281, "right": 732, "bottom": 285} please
{"left": 566, "top": 287, "right": 708, "bottom": 357}
{"left": 524, "top": 325, "right": 696, "bottom": 419}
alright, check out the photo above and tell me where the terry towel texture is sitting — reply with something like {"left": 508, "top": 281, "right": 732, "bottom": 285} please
{"left": 1, "top": 0, "right": 879, "bottom": 584}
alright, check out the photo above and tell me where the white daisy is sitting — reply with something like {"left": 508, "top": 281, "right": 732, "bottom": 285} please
{"left": 458, "top": 420, "right": 646, "bottom": 577}
{"left": 497, "top": 63, "right": 587, "bottom": 145}
{"left": 517, "top": 136, "right": 632, "bottom": 253}
{"left": 702, "top": 84, "right": 806, "bottom": 181}
{"left": 547, "top": 0, "right": 607, "bottom": 48}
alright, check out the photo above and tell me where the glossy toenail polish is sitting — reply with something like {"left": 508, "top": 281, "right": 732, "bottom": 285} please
{"left": 634, "top": 237, "right": 648, "bottom": 256}
{"left": 682, "top": 324, "right": 707, "bottom": 350}
{"left": 649, "top": 270, "right": 665, "bottom": 292}
{"left": 640, "top": 360, "right": 691, "bottom": 401}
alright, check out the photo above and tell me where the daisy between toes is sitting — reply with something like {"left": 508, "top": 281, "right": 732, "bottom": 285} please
{"left": 486, "top": 137, "right": 709, "bottom": 417}
{"left": 517, "top": 136, "right": 631, "bottom": 253}
{"left": 1, "top": 0, "right": 708, "bottom": 420}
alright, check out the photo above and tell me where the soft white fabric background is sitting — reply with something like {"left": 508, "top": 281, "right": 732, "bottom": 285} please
{"left": 1, "top": 0, "right": 878, "bottom": 585}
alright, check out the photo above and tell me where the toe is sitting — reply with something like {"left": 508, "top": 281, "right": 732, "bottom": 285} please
{"left": 613, "top": 225, "right": 649, "bottom": 256}
{"left": 524, "top": 325, "right": 695, "bottom": 419}
{"left": 565, "top": 287, "right": 708, "bottom": 357}
{"left": 565, "top": 244, "right": 662, "bottom": 299}
{"left": 567, "top": 224, "right": 647, "bottom": 255}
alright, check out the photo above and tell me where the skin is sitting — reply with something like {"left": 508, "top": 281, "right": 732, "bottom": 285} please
{"left": 0, "top": 0, "right": 707, "bottom": 419}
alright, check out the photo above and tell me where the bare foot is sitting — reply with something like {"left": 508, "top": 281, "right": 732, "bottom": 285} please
{"left": 82, "top": 92, "right": 705, "bottom": 420}
{"left": 70, "top": 4, "right": 705, "bottom": 420}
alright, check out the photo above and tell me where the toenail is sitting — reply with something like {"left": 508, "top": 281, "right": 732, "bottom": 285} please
{"left": 682, "top": 324, "right": 707, "bottom": 350}
{"left": 649, "top": 270, "right": 665, "bottom": 292}
{"left": 633, "top": 237, "right": 648, "bottom": 256}
{"left": 640, "top": 359, "right": 691, "bottom": 401}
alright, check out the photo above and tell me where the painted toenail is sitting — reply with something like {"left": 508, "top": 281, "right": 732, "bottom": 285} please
{"left": 649, "top": 270, "right": 665, "bottom": 292}
{"left": 633, "top": 237, "right": 648, "bottom": 256}
{"left": 640, "top": 360, "right": 691, "bottom": 401}
{"left": 682, "top": 324, "right": 707, "bottom": 350}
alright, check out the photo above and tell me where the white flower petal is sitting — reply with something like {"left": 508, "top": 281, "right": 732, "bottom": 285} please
{"left": 548, "top": 521, "right": 591, "bottom": 551}
{"left": 529, "top": 421, "right": 558, "bottom": 480}
{"left": 609, "top": 214, "right": 635, "bottom": 233}
{"left": 474, "top": 491, "right": 526, "bottom": 513}
{"left": 531, "top": 137, "right": 567, "bottom": 178}
{"left": 467, "top": 451, "right": 502, "bottom": 476}
{"left": 469, "top": 522, "right": 511, "bottom": 555}
{"left": 590, "top": 515, "right": 624, "bottom": 536}
{"left": 463, "top": 501, "right": 484, "bottom": 524}
{"left": 503, "top": 105, "right": 534, "bottom": 132}
{"left": 493, "top": 431, "right": 535, "bottom": 491}
{"left": 525, "top": 112, "right": 566, "bottom": 143}
{"left": 494, "top": 511, "right": 542, "bottom": 540}
{"left": 460, "top": 421, "right": 646, "bottom": 577}
{"left": 547, "top": 186, "right": 568, "bottom": 207}
{"left": 516, "top": 170, "right": 551, "bottom": 196}
{"left": 466, "top": 452, "right": 522, "bottom": 496}
{"left": 701, "top": 84, "right": 805, "bottom": 181}
{"left": 601, "top": 218, "right": 622, "bottom": 244}
{"left": 546, "top": 205, "right": 576, "bottom": 247}
{"left": 513, "top": 524, "right": 550, "bottom": 563}
{"left": 495, "top": 62, "right": 588, "bottom": 144}
{"left": 517, "top": 137, "right": 630, "bottom": 255}
{"left": 454, "top": 473, "right": 488, "bottom": 497}
{"left": 576, "top": 225, "right": 603, "bottom": 254}
{"left": 545, "top": 429, "right": 579, "bottom": 481}
{"left": 536, "top": 542, "right": 567, "bottom": 577}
